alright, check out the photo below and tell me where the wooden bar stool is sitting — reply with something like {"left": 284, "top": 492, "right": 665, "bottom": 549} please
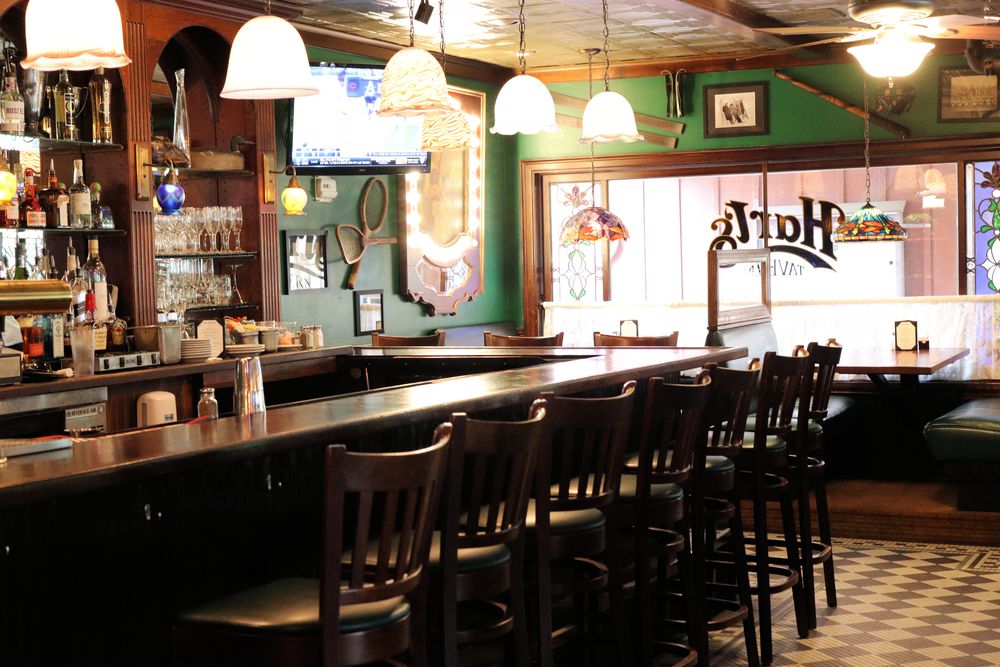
{"left": 617, "top": 374, "right": 711, "bottom": 667}
{"left": 484, "top": 332, "right": 564, "bottom": 346}
{"left": 738, "top": 351, "right": 810, "bottom": 666}
{"left": 696, "top": 363, "right": 761, "bottom": 667}
{"left": 371, "top": 332, "right": 446, "bottom": 346}
{"left": 171, "top": 436, "right": 450, "bottom": 667}
{"left": 530, "top": 381, "right": 636, "bottom": 667}
{"left": 593, "top": 332, "right": 679, "bottom": 346}
{"left": 436, "top": 401, "right": 548, "bottom": 667}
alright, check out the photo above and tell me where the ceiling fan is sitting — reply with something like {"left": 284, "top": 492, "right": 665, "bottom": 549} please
{"left": 752, "top": 0, "right": 1000, "bottom": 76}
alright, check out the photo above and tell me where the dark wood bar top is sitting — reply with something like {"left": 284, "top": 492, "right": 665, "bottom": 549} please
{"left": 0, "top": 345, "right": 745, "bottom": 508}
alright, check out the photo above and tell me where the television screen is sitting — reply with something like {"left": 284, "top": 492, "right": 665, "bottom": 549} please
{"left": 287, "top": 63, "right": 430, "bottom": 175}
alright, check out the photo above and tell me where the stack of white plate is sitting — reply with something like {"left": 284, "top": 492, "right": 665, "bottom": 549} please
{"left": 180, "top": 338, "right": 214, "bottom": 363}
{"left": 224, "top": 343, "right": 265, "bottom": 357}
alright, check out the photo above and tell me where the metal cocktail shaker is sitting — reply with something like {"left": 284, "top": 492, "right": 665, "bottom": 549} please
{"left": 233, "top": 356, "right": 265, "bottom": 416}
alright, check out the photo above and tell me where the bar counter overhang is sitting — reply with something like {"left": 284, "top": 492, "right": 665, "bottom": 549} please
{"left": 0, "top": 344, "right": 746, "bottom": 509}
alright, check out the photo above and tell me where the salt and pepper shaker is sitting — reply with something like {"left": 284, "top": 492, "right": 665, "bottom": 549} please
{"left": 197, "top": 387, "right": 219, "bottom": 420}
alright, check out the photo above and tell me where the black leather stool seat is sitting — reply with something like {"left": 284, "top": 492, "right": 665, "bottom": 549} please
{"left": 742, "top": 434, "right": 787, "bottom": 453}
{"left": 616, "top": 475, "right": 684, "bottom": 503}
{"left": 746, "top": 417, "right": 822, "bottom": 436}
{"left": 625, "top": 451, "right": 735, "bottom": 476}
{"left": 357, "top": 532, "right": 512, "bottom": 575}
{"left": 176, "top": 578, "right": 410, "bottom": 635}
{"left": 525, "top": 499, "right": 606, "bottom": 536}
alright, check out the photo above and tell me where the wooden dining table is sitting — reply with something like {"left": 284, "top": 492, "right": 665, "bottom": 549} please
{"left": 836, "top": 347, "right": 970, "bottom": 391}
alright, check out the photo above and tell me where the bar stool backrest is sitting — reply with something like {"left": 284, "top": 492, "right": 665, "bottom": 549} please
{"left": 803, "top": 341, "right": 843, "bottom": 421}
{"left": 751, "top": 351, "right": 809, "bottom": 450}
{"left": 635, "top": 374, "right": 711, "bottom": 495}
{"left": 322, "top": 435, "right": 449, "bottom": 655}
{"left": 444, "top": 400, "right": 548, "bottom": 549}
{"left": 593, "top": 331, "right": 679, "bottom": 347}
{"left": 371, "top": 332, "right": 446, "bottom": 346}
{"left": 537, "top": 381, "right": 637, "bottom": 513}
{"left": 703, "top": 363, "right": 760, "bottom": 459}
{"left": 484, "top": 331, "right": 564, "bottom": 347}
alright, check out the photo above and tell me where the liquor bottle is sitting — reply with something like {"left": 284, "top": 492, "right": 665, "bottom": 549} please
{"left": 68, "top": 159, "right": 91, "bottom": 229}
{"left": 0, "top": 50, "right": 24, "bottom": 135}
{"left": 40, "top": 159, "right": 68, "bottom": 228}
{"left": 24, "top": 317, "right": 43, "bottom": 361}
{"left": 11, "top": 239, "right": 28, "bottom": 279}
{"left": 69, "top": 262, "right": 87, "bottom": 327}
{"left": 89, "top": 182, "right": 112, "bottom": 229}
{"left": 46, "top": 312, "right": 64, "bottom": 360}
{"left": 47, "top": 246, "right": 60, "bottom": 279}
{"left": 82, "top": 238, "right": 108, "bottom": 321}
{"left": 89, "top": 66, "right": 113, "bottom": 144}
{"left": 52, "top": 69, "right": 78, "bottom": 141}
{"left": 30, "top": 247, "right": 49, "bottom": 280}
{"left": 106, "top": 301, "right": 126, "bottom": 353}
{"left": 19, "top": 168, "right": 45, "bottom": 228}
{"left": 84, "top": 291, "right": 107, "bottom": 353}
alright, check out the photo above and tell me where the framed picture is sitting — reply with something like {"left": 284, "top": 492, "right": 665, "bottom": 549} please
{"left": 703, "top": 82, "right": 769, "bottom": 138}
{"left": 354, "top": 289, "right": 384, "bottom": 336}
{"left": 939, "top": 66, "right": 1000, "bottom": 122}
{"left": 283, "top": 230, "right": 328, "bottom": 294}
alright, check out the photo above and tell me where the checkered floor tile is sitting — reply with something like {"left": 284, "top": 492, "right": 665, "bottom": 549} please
{"left": 712, "top": 538, "right": 1000, "bottom": 666}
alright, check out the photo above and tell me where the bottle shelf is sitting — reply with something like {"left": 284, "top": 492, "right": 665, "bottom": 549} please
{"left": 151, "top": 166, "right": 252, "bottom": 179}
{"left": 0, "top": 227, "right": 125, "bottom": 237}
{"left": 183, "top": 302, "right": 259, "bottom": 315}
{"left": 155, "top": 251, "right": 257, "bottom": 260}
{"left": 0, "top": 133, "right": 123, "bottom": 154}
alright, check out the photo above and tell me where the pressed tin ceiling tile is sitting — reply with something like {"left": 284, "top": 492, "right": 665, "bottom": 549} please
{"left": 293, "top": 0, "right": 996, "bottom": 68}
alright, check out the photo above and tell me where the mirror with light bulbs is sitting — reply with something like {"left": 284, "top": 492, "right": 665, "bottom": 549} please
{"left": 399, "top": 86, "right": 485, "bottom": 316}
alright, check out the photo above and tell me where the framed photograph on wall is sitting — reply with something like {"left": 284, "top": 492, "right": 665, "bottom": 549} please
{"left": 939, "top": 66, "right": 1000, "bottom": 122}
{"left": 283, "top": 230, "right": 328, "bottom": 294}
{"left": 703, "top": 82, "right": 769, "bottom": 138}
{"left": 354, "top": 289, "right": 384, "bottom": 336}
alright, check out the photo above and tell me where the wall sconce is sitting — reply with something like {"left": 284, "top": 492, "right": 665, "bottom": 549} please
{"left": 155, "top": 161, "right": 185, "bottom": 216}
{"left": 273, "top": 165, "right": 308, "bottom": 216}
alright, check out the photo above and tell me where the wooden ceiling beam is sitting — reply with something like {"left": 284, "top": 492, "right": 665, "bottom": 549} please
{"left": 646, "top": 0, "right": 816, "bottom": 52}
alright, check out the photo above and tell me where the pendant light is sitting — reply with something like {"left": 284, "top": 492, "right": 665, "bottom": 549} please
{"left": 490, "top": 0, "right": 557, "bottom": 135}
{"left": 22, "top": 0, "right": 131, "bottom": 71}
{"left": 561, "top": 49, "right": 629, "bottom": 246}
{"left": 156, "top": 161, "right": 186, "bottom": 216}
{"left": 847, "top": 29, "right": 934, "bottom": 79}
{"left": 221, "top": 0, "right": 318, "bottom": 100}
{"left": 378, "top": 0, "right": 453, "bottom": 117}
{"left": 834, "top": 77, "right": 907, "bottom": 242}
{"left": 580, "top": 0, "right": 643, "bottom": 144}
{"left": 421, "top": 0, "right": 472, "bottom": 151}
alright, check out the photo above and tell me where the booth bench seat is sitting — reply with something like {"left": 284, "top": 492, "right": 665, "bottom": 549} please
{"left": 925, "top": 399, "right": 1000, "bottom": 511}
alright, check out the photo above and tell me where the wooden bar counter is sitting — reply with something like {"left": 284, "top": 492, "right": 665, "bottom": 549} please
{"left": 0, "top": 345, "right": 744, "bottom": 666}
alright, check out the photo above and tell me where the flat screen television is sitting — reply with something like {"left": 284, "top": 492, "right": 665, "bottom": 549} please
{"left": 287, "top": 62, "right": 430, "bottom": 175}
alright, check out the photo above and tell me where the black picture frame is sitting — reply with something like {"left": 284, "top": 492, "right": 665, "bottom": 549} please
{"left": 703, "top": 81, "right": 769, "bottom": 138}
{"left": 354, "top": 289, "right": 385, "bottom": 336}
{"left": 938, "top": 66, "right": 1000, "bottom": 122}
{"left": 283, "top": 230, "right": 328, "bottom": 294}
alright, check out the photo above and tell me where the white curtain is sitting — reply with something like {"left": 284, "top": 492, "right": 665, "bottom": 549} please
{"left": 543, "top": 295, "right": 1000, "bottom": 380}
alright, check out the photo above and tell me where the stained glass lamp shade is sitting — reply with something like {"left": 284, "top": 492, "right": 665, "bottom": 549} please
{"left": 378, "top": 47, "right": 453, "bottom": 117}
{"left": 561, "top": 206, "right": 629, "bottom": 245}
{"left": 22, "top": 0, "right": 131, "bottom": 71}
{"left": 422, "top": 98, "right": 472, "bottom": 151}
{"left": 834, "top": 202, "right": 907, "bottom": 241}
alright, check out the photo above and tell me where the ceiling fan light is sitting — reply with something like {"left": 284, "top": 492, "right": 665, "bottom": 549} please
{"left": 221, "top": 15, "right": 318, "bottom": 99}
{"left": 22, "top": 0, "right": 131, "bottom": 71}
{"left": 491, "top": 74, "right": 558, "bottom": 135}
{"left": 580, "top": 91, "right": 644, "bottom": 143}
{"left": 848, "top": 31, "right": 934, "bottom": 78}
{"left": 378, "top": 47, "right": 453, "bottom": 117}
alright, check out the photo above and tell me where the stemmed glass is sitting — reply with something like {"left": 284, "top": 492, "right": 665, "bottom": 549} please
{"left": 221, "top": 207, "right": 234, "bottom": 252}
{"left": 232, "top": 209, "right": 244, "bottom": 252}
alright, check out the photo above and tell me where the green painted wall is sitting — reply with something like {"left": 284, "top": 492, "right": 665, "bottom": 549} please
{"left": 277, "top": 47, "right": 518, "bottom": 344}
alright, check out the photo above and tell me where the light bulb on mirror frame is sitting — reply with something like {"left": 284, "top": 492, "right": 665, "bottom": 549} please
{"left": 281, "top": 166, "right": 308, "bottom": 216}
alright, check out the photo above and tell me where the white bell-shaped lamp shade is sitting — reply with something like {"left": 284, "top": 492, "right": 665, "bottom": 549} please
{"left": 22, "top": 0, "right": 131, "bottom": 71}
{"left": 422, "top": 98, "right": 472, "bottom": 151}
{"left": 580, "top": 91, "right": 644, "bottom": 143}
{"left": 221, "top": 16, "right": 318, "bottom": 99}
{"left": 490, "top": 74, "right": 558, "bottom": 135}
{"left": 378, "top": 48, "right": 453, "bottom": 116}
{"left": 847, "top": 29, "right": 934, "bottom": 79}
